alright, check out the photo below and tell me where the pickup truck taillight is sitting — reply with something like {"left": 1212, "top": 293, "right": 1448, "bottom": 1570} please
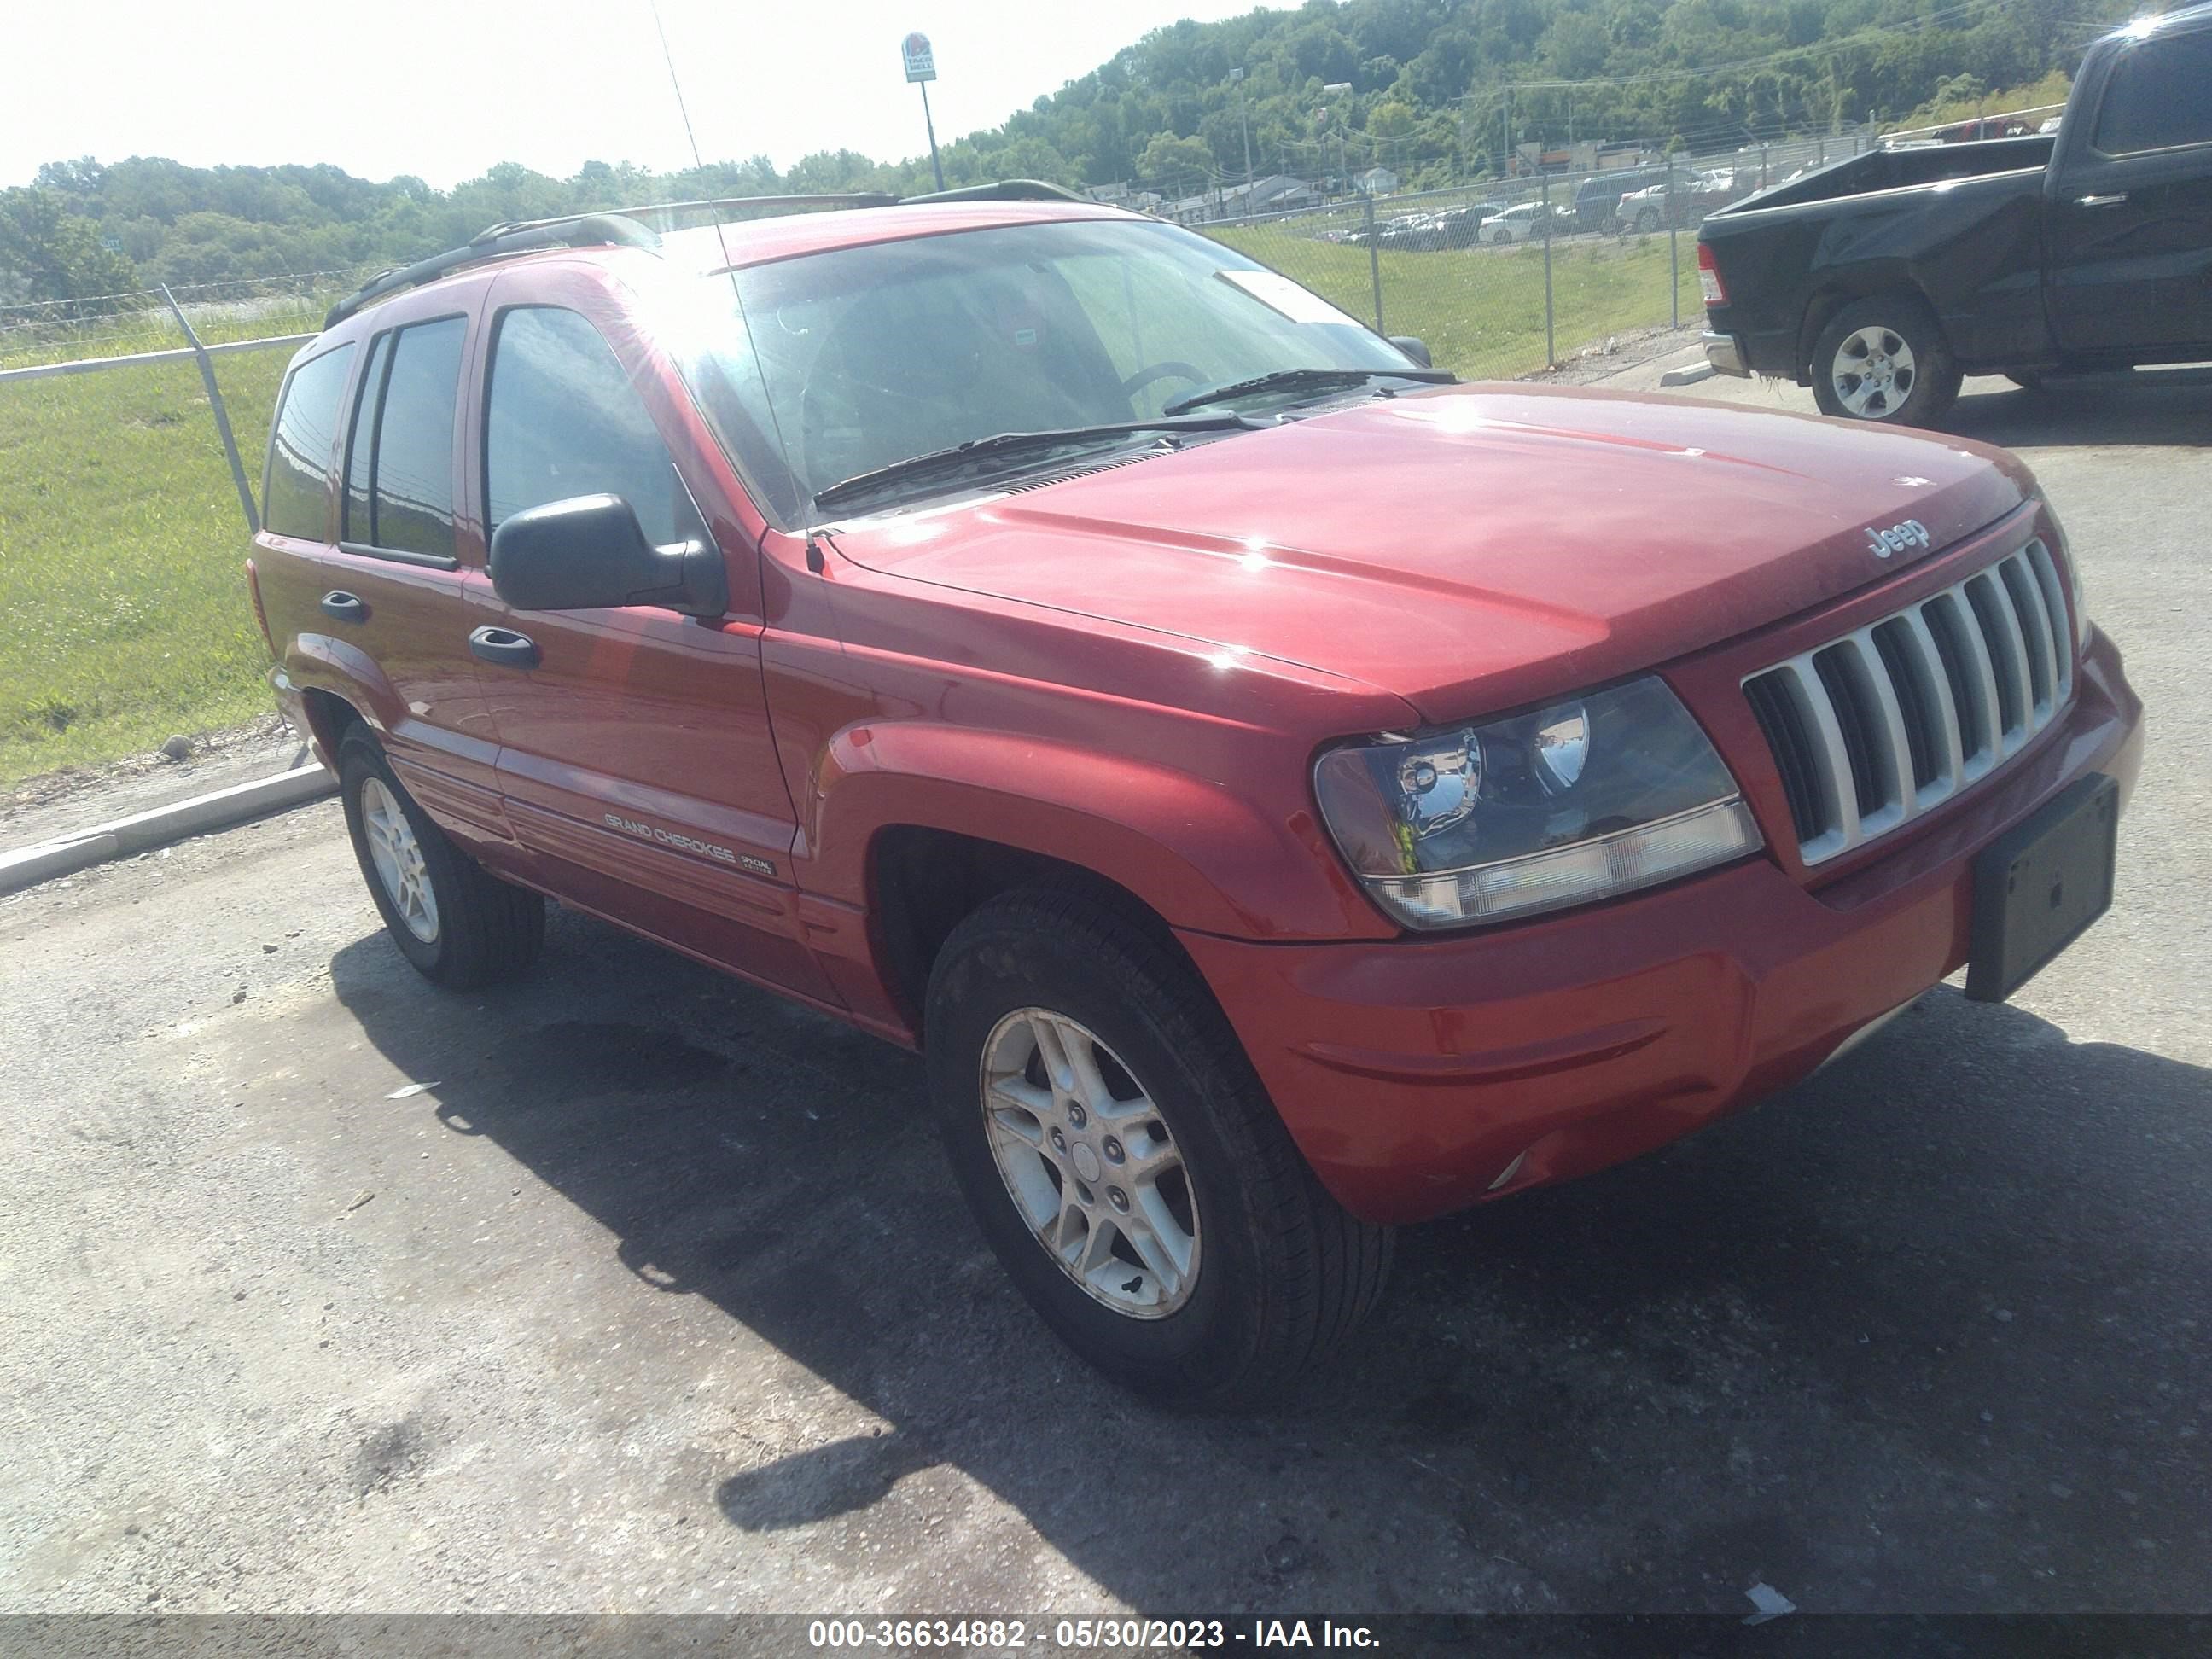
{"left": 1697, "top": 243, "right": 1727, "bottom": 307}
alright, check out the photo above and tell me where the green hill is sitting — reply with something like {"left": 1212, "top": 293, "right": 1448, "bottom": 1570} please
{"left": 4, "top": 0, "right": 2123, "bottom": 300}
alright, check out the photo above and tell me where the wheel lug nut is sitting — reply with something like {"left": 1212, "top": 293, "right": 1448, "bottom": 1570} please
{"left": 1050, "top": 1127, "right": 1067, "bottom": 1152}
{"left": 1103, "top": 1137, "right": 1124, "bottom": 1162}
{"left": 1109, "top": 1188, "right": 1130, "bottom": 1212}
{"left": 1067, "top": 1104, "right": 1086, "bottom": 1128}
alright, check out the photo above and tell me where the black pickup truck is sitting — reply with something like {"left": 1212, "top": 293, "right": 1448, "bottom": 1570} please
{"left": 1698, "top": 3, "right": 2212, "bottom": 424}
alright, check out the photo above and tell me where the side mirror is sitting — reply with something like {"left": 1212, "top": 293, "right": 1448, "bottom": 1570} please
{"left": 1390, "top": 335, "right": 1433, "bottom": 369}
{"left": 489, "top": 494, "right": 727, "bottom": 619}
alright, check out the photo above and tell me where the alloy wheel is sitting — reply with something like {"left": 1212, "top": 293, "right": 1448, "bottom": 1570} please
{"left": 1831, "top": 323, "right": 1918, "bottom": 418}
{"left": 360, "top": 776, "right": 439, "bottom": 943}
{"left": 978, "top": 1007, "right": 1202, "bottom": 1318}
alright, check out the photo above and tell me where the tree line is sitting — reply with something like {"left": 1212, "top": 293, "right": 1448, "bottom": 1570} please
{"left": 2, "top": 0, "right": 2122, "bottom": 304}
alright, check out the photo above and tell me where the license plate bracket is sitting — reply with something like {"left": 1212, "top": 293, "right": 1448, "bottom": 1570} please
{"left": 1965, "top": 773, "right": 2118, "bottom": 1003}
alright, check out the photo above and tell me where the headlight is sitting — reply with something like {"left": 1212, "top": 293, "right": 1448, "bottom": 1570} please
{"left": 1313, "top": 677, "right": 1761, "bottom": 929}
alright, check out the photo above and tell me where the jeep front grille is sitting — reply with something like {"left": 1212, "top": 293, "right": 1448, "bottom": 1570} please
{"left": 1742, "top": 539, "right": 2073, "bottom": 865}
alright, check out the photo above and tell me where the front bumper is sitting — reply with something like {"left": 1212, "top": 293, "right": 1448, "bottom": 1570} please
{"left": 1703, "top": 329, "right": 1750, "bottom": 376}
{"left": 1179, "top": 633, "right": 2142, "bottom": 1225}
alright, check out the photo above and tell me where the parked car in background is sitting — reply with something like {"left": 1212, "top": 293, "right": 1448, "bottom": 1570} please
{"left": 1429, "top": 203, "right": 1505, "bottom": 247}
{"left": 1620, "top": 170, "right": 1747, "bottom": 232}
{"left": 1700, "top": 2, "right": 2212, "bottom": 424}
{"left": 1378, "top": 213, "right": 1433, "bottom": 250}
{"left": 1573, "top": 166, "right": 1672, "bottom": 234}
{"left": 1478, "top": 201, "right": 1559, "bottom": 243}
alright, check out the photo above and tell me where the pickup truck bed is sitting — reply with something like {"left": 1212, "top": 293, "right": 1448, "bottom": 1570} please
{"left": 1699, "top": 3, "right": 2212, "bottom": 423}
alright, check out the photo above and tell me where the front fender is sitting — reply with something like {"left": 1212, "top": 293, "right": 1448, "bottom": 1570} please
{"left": 805, "top": 721, "right": 1394, "bottom": 943}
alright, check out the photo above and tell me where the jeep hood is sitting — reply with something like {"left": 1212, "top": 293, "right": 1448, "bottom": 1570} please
{"left": 824, "top": 382, "right": 2032, "bottom": 722}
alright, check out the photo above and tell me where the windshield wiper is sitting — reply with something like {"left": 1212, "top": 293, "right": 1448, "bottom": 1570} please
{"left": 810, "top": 416, "right": 1254, "bottom": 515}
{"left": 1162, "top": 365, "right": 1454, "bottom": 418}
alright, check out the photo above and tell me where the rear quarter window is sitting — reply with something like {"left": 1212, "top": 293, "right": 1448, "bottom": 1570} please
{"left": 2093, "top": 29, "right": 2212, "bottom": 154}
{"left": 263, "top": 343, "right": 357, "bottom": 541}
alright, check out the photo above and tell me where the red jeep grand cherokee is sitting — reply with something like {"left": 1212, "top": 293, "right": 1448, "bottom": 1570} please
{"left": 248, "top": 188, "right": 2142, "bottom": 1406}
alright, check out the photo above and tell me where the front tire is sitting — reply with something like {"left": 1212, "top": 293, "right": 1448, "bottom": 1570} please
{"left": 925, "top": 887, "right": 1393, "bottom": 1407}
{"left": 1811, "top": 294, "right": 1962, "bottom": 426}
{"left": 338, "top": 731, "right": 544, "bottom": 988}
{"left": 1633, "top": 207, "right": 1660, "bottom": 233}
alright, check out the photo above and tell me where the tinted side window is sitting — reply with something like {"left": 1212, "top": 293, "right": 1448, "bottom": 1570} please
{"left": 341, "top": 332, "right": 393, "bottom": 543}
{"left": 371, "top": 318, "right": 466, "bottom": 559}
{"left": 2094, "top": 31, "right": 2212, "bottom": 154}
{"left": 264, "top": 343, "right": 356, "bottom": 540}
{"left": 484, "top": 307, "right": 685, "bottom": 544}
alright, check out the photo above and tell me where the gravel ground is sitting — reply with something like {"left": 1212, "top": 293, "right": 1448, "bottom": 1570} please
{"left": 2, "top": 368, "right": 2208, "bottom": 1625}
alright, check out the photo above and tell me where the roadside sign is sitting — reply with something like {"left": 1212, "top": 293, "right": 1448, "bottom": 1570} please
{"left": 902, "top": 32, "right": 936, "bottom": 84}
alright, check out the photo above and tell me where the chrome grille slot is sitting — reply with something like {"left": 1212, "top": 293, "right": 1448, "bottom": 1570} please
{"left": 1742, "top": 539, "right": 2074, "bottom": 865}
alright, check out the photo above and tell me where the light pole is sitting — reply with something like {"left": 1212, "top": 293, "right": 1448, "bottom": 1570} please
{"left": 1323, "top": 81, "right": 1352, "bottom": 197}
{"left": 902, "top": 32, "right": 946, "bottom": 192}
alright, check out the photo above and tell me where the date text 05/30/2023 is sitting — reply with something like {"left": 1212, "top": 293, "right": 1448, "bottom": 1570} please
{"left": 806, "top": 1618, "right": 1382, "bottom": 1650}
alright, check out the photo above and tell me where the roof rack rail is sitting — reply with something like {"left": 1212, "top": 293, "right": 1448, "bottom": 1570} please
{"left": 323, "top": 212, "right": 661, "bottom": 329}
{"left": 896, "top": 179, "right": 1089, "bottom": 206}
{"left": 320, "top": 180, "right": 1096, "bottom": 331}
{"left": 480, "top": 193, "right": 899, "bottom": 242}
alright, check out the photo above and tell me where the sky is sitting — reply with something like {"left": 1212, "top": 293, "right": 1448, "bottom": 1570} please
{"left": 3, "top": 0, "right": 1269, "bottom": 190}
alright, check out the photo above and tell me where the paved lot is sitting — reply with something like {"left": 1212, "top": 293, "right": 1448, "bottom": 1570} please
{"left": 3, "top": 368, "right": 2209, "bottom": 1619}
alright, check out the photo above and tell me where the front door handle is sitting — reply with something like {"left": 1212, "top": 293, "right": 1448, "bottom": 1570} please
{"left": 469, "top": 626, "right": 540, "bottom": 670}
{"left": 320, "top": 590, "right": 368, "bottom": 623}
{"left": 2076, "top": 193, "right": 2128, "bottom": 207}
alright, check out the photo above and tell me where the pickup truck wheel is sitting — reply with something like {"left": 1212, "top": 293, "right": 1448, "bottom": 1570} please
{"left": 1811, "top": 297, "right": 1962, "bottom": 426}
{"left": 338, "top": 732, "right": 544, "bottom": 989}
{"left": 926, "top": 887, "right": 1393, "bottom": 1407}
{"left": 1633, "top": 207, "right": 1660, "bottom": 233}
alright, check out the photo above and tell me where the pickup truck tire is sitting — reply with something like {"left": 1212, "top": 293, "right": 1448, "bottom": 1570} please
{"left": 1810, "top": 295, "right": 1963, "bottom": 426}
{"left": 1633, "top": 207, "right": 1660, "bottom": 233}
{"left": 926, "top": 886, "right": 1394, "bottom": 1408}
{"left": 337, "top": 731, "right": 544, "bottom": 989}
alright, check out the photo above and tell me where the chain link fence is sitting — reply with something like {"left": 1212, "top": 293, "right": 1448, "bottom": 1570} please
{"left": 0, "top": 268, "right": 379, "bottom": 372}
{"left": 1202, "top": 130, "right": 1874, "bottom": 379}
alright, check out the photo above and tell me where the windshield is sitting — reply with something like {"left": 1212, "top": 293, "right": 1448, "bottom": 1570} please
{"left": 661, "top": 217, "right": 1422, "bottom": 524}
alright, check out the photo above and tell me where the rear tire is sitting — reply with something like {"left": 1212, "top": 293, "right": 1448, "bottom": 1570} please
{"left": 1811, "top": 294, "right": 1963, "bottom": 427}
{"left": 925, "top": 886, "right": 1394, "bottom": 1408}
{"left": 338, "top": 731, "right": 544, "bottom": 989}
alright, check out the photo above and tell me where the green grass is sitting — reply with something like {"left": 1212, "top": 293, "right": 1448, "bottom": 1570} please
{"left": 0, "top": 349, "right": 287, "bottom": 785}
{"left": 1207, "top": 225, "right": 1701, "bottom": 381}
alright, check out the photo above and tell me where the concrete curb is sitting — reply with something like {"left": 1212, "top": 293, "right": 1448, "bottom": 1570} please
{"left": 1, "top": 764, "right": 335, "bottom": 895}
{"left": 1659, "top": 363, "right": 1718, "bottom": 387}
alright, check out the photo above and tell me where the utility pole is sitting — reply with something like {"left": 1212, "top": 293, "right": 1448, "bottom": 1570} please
{"left": 1232, "top": 67, "right": 1254, "bottom": 199}
{"left": 902, "top": 32, "right": 946, "bottom": 191}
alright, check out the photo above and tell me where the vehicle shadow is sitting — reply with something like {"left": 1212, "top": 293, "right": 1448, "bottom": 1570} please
{"left": 331, "top": 909, "right": 2212, "bottom": 1615}
{"left": 1947, "top": 369, "right": 2212, "bottom": 449}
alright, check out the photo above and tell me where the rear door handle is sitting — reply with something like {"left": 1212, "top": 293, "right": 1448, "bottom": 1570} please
{"left": 2076, "top": 193, "right": 2128, "bottom": 207}
{"left": 320, "top": 590, "right": 368, "bottom": 623}
{"left": 469, "top": 626, "right": 540, "bottom": 670}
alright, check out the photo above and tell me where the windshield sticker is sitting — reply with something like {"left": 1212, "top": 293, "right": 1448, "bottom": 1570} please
{"left": 1216, "top": 269, "right": 1355, "bottom": 327}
